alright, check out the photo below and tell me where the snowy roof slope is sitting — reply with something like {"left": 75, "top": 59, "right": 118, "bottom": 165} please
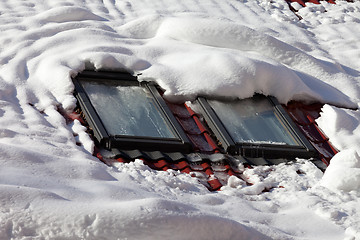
{"left": 1, "top": 0, "right": 360, "bottom": 239}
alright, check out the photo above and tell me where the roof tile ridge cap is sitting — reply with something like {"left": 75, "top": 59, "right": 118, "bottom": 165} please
{"left": 304, "top": 109, "right": 339, "bottom": 157}
{"left": 311, "top": 123, "right": 330, "bottom": 142}
{"left": 285, "top": 102, "right": 322, "bottom": 126}
{"left": 184, "top": 103, "right": 198, "bottom": 117}
{"left": 192, "top": 115, "right": 209, "bottom": 134}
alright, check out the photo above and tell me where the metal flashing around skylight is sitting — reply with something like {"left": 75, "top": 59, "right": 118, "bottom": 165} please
{"left": 73, "top": 70, "right": 192, "bottom": 153}
{"left": 197, "top": 95, "right": 318, "bottom": 159}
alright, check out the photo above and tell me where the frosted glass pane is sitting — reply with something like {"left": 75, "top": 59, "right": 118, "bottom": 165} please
{"left": 208, "top": 96, "right": 298, "bottom": 146}
{"left": 80, "top": 81, "right": 177, "bottom": 139}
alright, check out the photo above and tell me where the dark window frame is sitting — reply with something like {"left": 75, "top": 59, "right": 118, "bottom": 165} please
{"left": 73, "top": 70, "right": 192, "bottom": 153}
{"left": 197, "top": 95, "right": 318, "bottom": 159}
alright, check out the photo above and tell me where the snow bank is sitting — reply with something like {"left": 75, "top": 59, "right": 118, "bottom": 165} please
{"left": 321, "top": 149, "right": 360, "bottom": 192}
{"left": 142, "top": 16, "right": 356, "bottom": 108}
{"left": 2, "top": 3, "right": 356, "bottom": 110}
{"left": 317, "top": 105, "right": 360, "bottom": 193}
{"left": 1, "top": 194, "right": 268, "bottom": 240}
{"left": 317, "top": 105, "right": 360, "bottom": 151}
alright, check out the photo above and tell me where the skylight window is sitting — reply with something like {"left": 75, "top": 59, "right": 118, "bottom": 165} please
{"left": 197, "top": 95, "right": 317, "bottom": 159}
{"left": 80, "top": 81, "right": 177, "bottom": 139}
{"left": 73, "top": 71, "right": 192, "bottom": 153}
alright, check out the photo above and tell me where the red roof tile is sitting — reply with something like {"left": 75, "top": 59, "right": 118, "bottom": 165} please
{"left": 165, "top": 101, "right": 220, "bottom": 154}
{"left": 286, "top": 0, "right": 353, "bottom": 9}
{"left": 284, "top": 102, "right": 338, "bottom": 166}
{"left": 171, "top": 160, "right": 190, "bottom": 171}
{"left": 207, "top": 178, "right": 223, "bottom": 191}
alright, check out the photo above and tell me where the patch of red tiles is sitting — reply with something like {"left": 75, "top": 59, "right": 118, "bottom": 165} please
{"left": 171, "top": 160, "right": 190, "bottom": 171}
{"left": 166, "top": 101, "right": 221, "bottom": 154}
{"left": 286, "top": 0, "right": 352, "bottom": 7}
{"left": 284, "top": 102, "right": 338, "bottom": 166}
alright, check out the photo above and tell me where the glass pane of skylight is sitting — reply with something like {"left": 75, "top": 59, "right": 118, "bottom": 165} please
{"left": 208, "top": 96, "right": 299, "bottom": 146}
{"left": 80, "top": 80, "right": 178, "bottom": 139}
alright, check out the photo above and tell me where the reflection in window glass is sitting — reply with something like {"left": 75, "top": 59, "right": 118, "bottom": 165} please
{"left": 208, "top": 96, "right": 299, "bottom": 146}
{"left": 80, "top": 81, "right": 177, "bottom": 139}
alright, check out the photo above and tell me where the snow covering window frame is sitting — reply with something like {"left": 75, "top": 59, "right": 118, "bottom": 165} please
{"left": 197, "top": 95, "right": 317, "bottom": 159}
{"left": 73, "top": 70, "right": 192, "bottom": 153}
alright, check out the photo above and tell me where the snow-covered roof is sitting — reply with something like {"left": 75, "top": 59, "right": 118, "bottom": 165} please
{"left": 1, "top": 0, "right": 360, "bottom": 239}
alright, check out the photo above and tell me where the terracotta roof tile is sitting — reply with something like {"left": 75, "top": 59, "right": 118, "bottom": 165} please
{"left": 298, "top": 124, "right": 329, "bottom": 143}
{"left": 176, "top": 117, "right": 202, "bottom": 135}
{"left": 164, "top": 100, "right": 221, "bottom": 154}
{"left": 180, "top": 167, "right": 192, "bottom": 174}
{"left": 192, "top": 115, "right": 209, "bottom": 134}
{"left": 286, "top": 106, "right": 314, "bottom": 125}
{"left": 116, "top": 157, "right": 130, "bottom": 163}
{"left": 320, "top": 157, "right": 330, "bottom": 166}
{"left": 187, "top": 134, "right": 215, "bottom": 152}
{"left": 200, "top": 161, "right": 211, "bottom": 170}
{"left": 286, "top": 0, "right": 353, "bottom": 10}
{"left": 207, "top": 178, "right": 223, "bottom": 191}
{"left": 204, "top": 167, "right": 214, "bottom": 177}
{"left": 167, "top": 102, "right": 192, "bottom": 118}
{"left": 284, "top": 102, "right": 338, "bottom": 167}
{"left": 170, "top": 160, "right": 190, "bottom": 171}
{"left": 312, "top": 142, "right": 337, "bottom": 159}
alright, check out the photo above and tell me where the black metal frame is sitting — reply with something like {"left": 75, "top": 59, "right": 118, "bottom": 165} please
{"left": 197, "top": 95, "right": 318, "bottom": 159}
{"left": 73, "top": 70, "right": 192, "bottom": 153}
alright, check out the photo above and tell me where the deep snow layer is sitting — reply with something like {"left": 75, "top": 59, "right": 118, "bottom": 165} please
{"left": 1, "top": 0, "right": 360, "bottom": 239}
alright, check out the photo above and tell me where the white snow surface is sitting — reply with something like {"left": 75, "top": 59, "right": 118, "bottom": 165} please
{"left": 1, "top": 0, "right": 360, "bottom": 239}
